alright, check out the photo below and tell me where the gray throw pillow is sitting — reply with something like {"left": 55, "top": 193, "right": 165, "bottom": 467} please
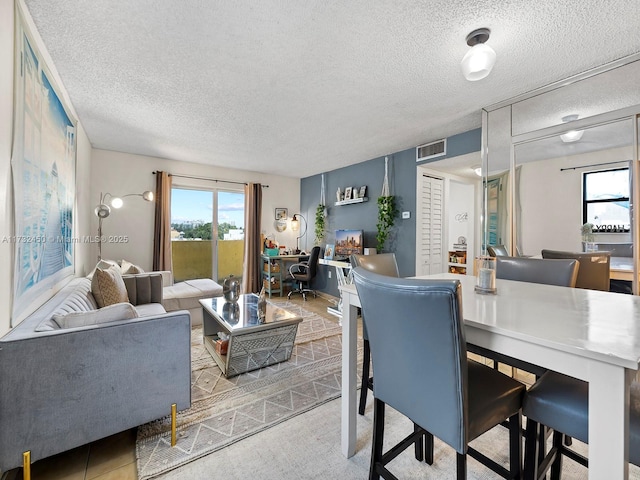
{"left": 52, "top": 302, "right": 139, "bottom": 329}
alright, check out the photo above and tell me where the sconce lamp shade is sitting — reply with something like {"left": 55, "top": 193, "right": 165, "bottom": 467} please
{"left": 461, "top": 28, "right": 496, "bottom": 82}
{"left": 142, "top": 190, "right": 154, "bottom": 201}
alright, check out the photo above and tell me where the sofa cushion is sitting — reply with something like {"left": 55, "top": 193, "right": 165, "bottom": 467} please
{"left": 135, "top": 303, "right": 167, "bottom": 317}
{"left": 34, "top": 278, "right": 99, "bottom": 332}
{"left": 91, "top": 267, "right": 130, "bottom": 307}
{"left": 121, "top": 259, "right": 144, "bottom": 274}
{"left": 163, "top": 278, "right": 223, "bottom": 312}
{"left": 52, "top": 302, "right": 139, "bottom": 329}
{"left": 86, "top": 259, "right": 121, "bottom": 279}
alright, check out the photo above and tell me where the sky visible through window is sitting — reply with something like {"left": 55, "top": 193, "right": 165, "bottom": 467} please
{"left": 171, "top": 188, "right": 244, "bottom": 227}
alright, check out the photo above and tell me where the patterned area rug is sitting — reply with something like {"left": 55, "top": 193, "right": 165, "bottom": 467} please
{"left": 136, "top": 302, "right": 359, "bottom": 480}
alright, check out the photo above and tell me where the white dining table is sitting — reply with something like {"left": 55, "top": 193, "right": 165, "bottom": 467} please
{"left": 340, "top": 273, "right": 640, "bottom": 479}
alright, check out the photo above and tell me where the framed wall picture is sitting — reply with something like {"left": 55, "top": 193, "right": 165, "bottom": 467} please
{"left": 275, "top": 208, "right": 288, "bottom": 220}
{"left": 344, "top": 187, "right": 352, "bottom": 200}
{"left": 324, "top": 244, "right": 335, "bottom": 260}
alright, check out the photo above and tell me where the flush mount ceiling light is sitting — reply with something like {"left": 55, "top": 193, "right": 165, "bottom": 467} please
{"left": 461, "top": 28, "right": 496, "bottom": 81}
{"left": 560, "top": 114, "right": 584, "bottom": 143}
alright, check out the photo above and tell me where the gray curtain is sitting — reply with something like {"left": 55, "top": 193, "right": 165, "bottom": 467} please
{"left": 242, "top": 183, "right": 262, "bottom": 293}
{"left": 153, "top": 171, "right": 173, "bottom": 272}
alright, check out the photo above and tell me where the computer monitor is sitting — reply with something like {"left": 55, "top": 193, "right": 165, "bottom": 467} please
{"left": 334, "top": 229, "right": 364, "bottom": 258}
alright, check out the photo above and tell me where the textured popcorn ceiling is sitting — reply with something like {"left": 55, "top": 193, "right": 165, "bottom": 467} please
{"left": 23, "top": 0, "right": 640, "bottom": 178}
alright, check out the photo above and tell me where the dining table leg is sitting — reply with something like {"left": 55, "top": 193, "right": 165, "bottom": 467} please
{"left": 341, "top": 292, "right": 358, "bottom": 458}
{"left": 588, "top": 363, "right": 634, "bottom": 480}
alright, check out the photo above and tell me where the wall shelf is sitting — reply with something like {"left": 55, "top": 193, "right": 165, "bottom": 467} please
{"left": 335, "top": 197, "right": 368, "bottom": 206}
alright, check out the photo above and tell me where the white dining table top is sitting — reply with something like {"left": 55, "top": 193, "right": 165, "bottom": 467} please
{"left": 342, "top": 273, "right": 640, "bottom": 370}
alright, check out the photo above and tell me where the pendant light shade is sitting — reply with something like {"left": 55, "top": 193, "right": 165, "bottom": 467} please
{"left": 461, "top": 28, "right": 496, "bottom": 82}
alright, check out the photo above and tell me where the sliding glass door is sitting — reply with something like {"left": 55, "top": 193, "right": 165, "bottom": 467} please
{"left": 171, "top": 187, "right": 244, "bottom": 282}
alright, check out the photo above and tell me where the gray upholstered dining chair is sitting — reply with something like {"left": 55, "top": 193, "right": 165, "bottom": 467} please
{"left": 350, "top": 253, "right": 400, "bottom": 416}
{"left": 487, "top": 244, "right": 510, "bottom": 257}
{"left": 496, "top": 256, "right": 579, "bottom": 288}
{"left": 353, "top": 268, "right": 525, "bottom": 480}
{"left": 541, "top": 249, "right": 610, "bottom": 291}
{"left": 523, "top": 372, "right": 640, "bottom": 479}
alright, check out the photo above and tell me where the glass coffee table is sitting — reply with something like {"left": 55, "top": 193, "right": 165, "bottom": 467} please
{"left": 200, "top": 294, "right": 303, "bottom": 377}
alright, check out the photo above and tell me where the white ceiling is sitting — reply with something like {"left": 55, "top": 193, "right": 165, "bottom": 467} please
{"left": 23, "top": 0, "right": 640, "bottom": 179}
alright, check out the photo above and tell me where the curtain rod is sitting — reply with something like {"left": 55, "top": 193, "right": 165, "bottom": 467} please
{"left": 560, "top": 160, "right": 631, "bottom": 172}
{"left": 152, "top": 171, "right": 268, "bottom": 187}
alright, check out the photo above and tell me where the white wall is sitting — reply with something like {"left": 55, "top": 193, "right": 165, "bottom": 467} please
{"left": 448, "top": 180, "right": 476, "bottom": 271}
{"left": 0, "top": 0, "right": 92, "bottom": 335}
{"left": 90, "top": 149, "right": 301, "bottom": 270}
{"left": 519, "top": 147, "right": 631, "bottom": 255}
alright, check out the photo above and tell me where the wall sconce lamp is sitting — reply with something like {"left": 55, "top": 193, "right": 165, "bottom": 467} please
{"left": 461, "top": 28, "right": 496, "bottom": 82}
{"left": 290, "top": 213, "right": 307, "bottom": 253}
{"left": 560, "top": 114, "right": 584, "bottom": 143}
{"left": 94, "top": 190, "right": 154, "bottom": 260}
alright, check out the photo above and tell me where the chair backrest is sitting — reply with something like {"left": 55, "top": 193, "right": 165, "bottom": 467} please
{"left": 487, "top": 244, "right": 509, "bottom": 257}
{"left": 496, "top": 256, "right": 579, "bottom": 287}
{"left": 352, "top": 268, "right": 468, "bottom": 453}
{"left": 541, "top": 249, "right": 610, "bottom": 291}
{"left": 350, "top": 253, "right": 399, "bottom": 277}
{"left": 305, "top": 246, "right": 321, "bottom": 279}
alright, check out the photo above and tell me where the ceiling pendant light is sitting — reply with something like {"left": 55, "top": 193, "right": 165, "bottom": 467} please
{"left": 560, "top": 114, "right": 584, "bottom": 143}
{"left": 461, "top": 28, "right": 496, "bottom": 81}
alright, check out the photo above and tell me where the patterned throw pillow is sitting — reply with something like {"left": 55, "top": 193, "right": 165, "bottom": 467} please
{"left": 91, "top": 266, "right": 130, "bottom": 307}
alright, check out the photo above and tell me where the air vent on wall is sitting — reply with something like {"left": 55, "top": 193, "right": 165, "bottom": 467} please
{"left": 416, "top": 139, "right": 447, "bottom": 162}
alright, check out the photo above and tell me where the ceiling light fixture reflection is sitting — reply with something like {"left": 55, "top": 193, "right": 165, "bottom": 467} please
{"left": 560, "top": 114, "right": 584, "bottom": 143}
{"left": 461, "top": 28, "right": 496, "bottom": 81}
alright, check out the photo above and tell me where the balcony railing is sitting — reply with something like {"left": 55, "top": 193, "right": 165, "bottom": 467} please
{"left": 171, "top": 239, "right": 244, "bottom": 283}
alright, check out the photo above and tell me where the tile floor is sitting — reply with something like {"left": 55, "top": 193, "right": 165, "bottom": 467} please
{"left": 2, "top": 292, "right": 534, "bottom": 480}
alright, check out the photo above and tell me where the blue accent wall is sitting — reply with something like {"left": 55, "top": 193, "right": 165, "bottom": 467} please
{"left": 302, "top": 128, "right": 481, "bottom": 297}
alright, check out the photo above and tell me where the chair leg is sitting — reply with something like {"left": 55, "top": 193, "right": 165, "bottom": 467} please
{"left": 369, "top": 398, "right": 385, "bottom": 480}
{"left": 456, "top": 452, "right": 467, "bottom": 480}
{"left": 524, "top": 417, "right": 540, "bottom": 480}
{"left": 508, "top": 412, "right": 523, "bottom": 479}
{"left": 359, "top": 339, "right": 371, "bottom": 415}
{"left": 549, "top": 431, "right": 564, "bottom": 480}
{"left": 413, "top": 423, "right": 424, "bottom": 461}
{"left": 424, "top": 431, "right": 434, "bottom": 465}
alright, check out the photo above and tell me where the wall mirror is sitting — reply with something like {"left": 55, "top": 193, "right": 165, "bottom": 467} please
{"left": 483, "top": 55, "right": 640, "bottom": 293}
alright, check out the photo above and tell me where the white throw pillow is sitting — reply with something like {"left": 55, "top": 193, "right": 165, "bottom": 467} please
{"left": 53, "top": 302, "right": 139, "bottom": 329}
{"left": 86, "top": 259, "right": 121, "bottom": 279}
{"left": 91, "top": 266, "right": 130, "bottom": 307}
{"left": 121, "top": 259, "right": 144, "bottom": 274}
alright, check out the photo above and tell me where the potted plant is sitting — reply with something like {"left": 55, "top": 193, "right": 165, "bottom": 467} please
{"left": 581, "top": 222, "right": 596, "bottom": 251}
{"left": 315, "top": 203, "right": 326, "bottom": 245}
{"left": 376, "top": 195, "right": 397, "bottom": 252}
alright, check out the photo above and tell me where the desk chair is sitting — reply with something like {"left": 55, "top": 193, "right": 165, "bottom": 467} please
{"left": 350, "top": 253, "right": 400, "bottom": 416}
{"left": 523, "top": 373, "right": 640, "bottom": 479}
{"left": 287, "top": 246, "right": 320, "bottom": 301}
{"left": 541, "top": 249, "right": 610, "bottom": 291}
{"left": 353, "top": 268, "right": 525, "bottom": 480}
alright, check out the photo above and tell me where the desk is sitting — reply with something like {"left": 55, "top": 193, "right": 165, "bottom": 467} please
{"left": 340, "top": 274, "right": 640, "bottom": 479}
{"left": 318, "top": 258, "right": 351, "bottom": 318}
{"left": 261, "top": 254, "right": 308, "bottom": 297}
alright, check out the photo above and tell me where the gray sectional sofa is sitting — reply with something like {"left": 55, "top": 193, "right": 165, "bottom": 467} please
{"left": 0, "top": 273, "right": 191, "bottom": 473}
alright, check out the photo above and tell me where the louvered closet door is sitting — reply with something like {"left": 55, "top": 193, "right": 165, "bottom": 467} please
{"left": 418, "top": 175, "right": 444, "bottom": 275}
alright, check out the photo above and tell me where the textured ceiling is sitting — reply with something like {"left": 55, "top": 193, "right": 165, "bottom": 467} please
{"left": 23, "top": 0, "right": 640, "bottom": 178}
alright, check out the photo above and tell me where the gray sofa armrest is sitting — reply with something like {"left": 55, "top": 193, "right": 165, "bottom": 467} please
{"left": 123, "top": 273, "right": 163, "bottom": 305}
{"left": 0, "top": 311, "right": 191, "bottom": 471}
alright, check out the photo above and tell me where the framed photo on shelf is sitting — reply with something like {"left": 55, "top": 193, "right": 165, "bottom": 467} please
{"left": 359, "top": 186, "right": 367, "bottom": 198}
{"left": 324, "top": 244, "right": 335, "bottom": 260}
{"left": 344, "top": 187, "right": 352, "bottom": 200}
{"left": 275, "top": 208, "right": 288, "bottom": 220}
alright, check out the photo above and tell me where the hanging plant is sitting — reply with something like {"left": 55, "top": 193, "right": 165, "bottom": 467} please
{"left": 314, "top": 174, "right": 327, "bottom": 245}
{"left": 376, "top": 195, "right": 397, "bottom": 251}
{"left": 315, "top": 203, "right": 326, "bottom": 245}
{"left": 376, "top": 156, "right": 397, "bottom": 252}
